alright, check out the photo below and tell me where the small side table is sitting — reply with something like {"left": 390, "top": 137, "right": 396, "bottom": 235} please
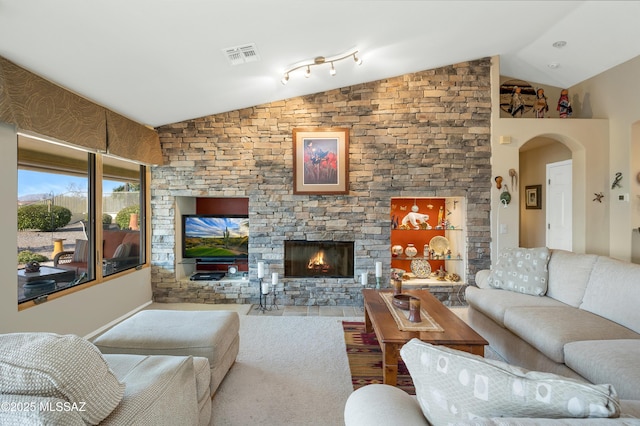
{"left": 51, "top": 238, "right": 66, "bottom": 259}
{"left": 18, "top": 266, "right": 76, "bottom": 303}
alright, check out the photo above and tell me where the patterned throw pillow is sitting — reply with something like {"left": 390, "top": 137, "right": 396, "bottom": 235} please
{"left": 400, "top": 339, "right": 620, "bottom": 424}
{"left": 112, "top": 242, "right": 131, "bottom": 259}
{"left": 487, "top": 247, "right": 550, "bottom": 296}
{"left": 0, "top": 333, "right": 125, "bottom": 424}
{"left": 72, "top": 239, "right": 89, "bottom": 263}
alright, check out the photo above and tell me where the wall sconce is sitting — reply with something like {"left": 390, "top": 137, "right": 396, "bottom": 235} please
{"left": 281, "top": 49, "right": 362, "bottom": 85}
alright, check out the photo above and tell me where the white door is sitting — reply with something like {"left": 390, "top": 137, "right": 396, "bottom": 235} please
{"left": 546, "top": 160, "right": 572, "bottom": 250}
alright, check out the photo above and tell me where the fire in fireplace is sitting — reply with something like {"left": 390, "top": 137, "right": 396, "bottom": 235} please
{"left": 284, "top": 240, "right": 354, "bottom": 278}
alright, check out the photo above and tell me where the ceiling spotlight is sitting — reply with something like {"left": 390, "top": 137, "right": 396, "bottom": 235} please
{"left": 548, "top": 62, "right": 560, "bottom": 69}
{"left": 552, "top": 40, "right": 567, "bottom": 49}
{"left": 281, "top": 48, "right": 361, "bottom": 84}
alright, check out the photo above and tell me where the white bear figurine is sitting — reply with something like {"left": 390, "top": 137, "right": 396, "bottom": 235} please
{"left": 401, "top": 205, "right": 431, "bottom": 230}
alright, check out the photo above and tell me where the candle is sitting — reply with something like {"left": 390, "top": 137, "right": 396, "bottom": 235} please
{"left": 272, "top": 272, "right": 278, "bottom": 286}
{"left": 375, "top": 262, "right": 382, "bottom": 278}
{"left": 257, "top": 261, "right": 264, "bottom": 278}
{"left": 261, "top": 281, "right": 269, "bottom": 295}
{"left": 360, "top": 272, "right": 367, "bottom": 286}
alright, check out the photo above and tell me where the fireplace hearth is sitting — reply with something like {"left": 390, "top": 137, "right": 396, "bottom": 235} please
{"left": 284, "top": 240, "right": 354, "bottom": 278}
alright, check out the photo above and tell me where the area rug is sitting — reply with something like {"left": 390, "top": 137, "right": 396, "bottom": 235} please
{"left": 342, "top": 321, "right": 415, "bottom": 395}
{"left": 211, "top": 315, "right": 360, "bottom": 426}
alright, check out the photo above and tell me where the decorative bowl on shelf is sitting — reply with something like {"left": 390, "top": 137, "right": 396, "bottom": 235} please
{"left": 391, "top": 245, "right": 404, "bottom": 257}
{"left": 392, "top": 294, "right": 412, "bottom": 310}
{"left": 429, "top": 236, "right": 450, "bottom": 256}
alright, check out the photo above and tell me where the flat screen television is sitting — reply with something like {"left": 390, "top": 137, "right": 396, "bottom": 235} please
{"left": 182, "top": 214, "right": 249, "bottom": 260}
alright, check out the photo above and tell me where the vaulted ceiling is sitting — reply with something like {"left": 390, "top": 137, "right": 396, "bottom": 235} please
{"left": 1, "top": 1, "right": 639, "bottom": 127}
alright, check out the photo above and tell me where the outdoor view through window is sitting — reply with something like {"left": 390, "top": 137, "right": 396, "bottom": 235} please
{"left": 17, "top": 135, "right": 144, "bottom": 304}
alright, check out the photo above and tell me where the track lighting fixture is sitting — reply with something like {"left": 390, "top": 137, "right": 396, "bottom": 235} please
{"left": 281, "top": 48, "right": 362, "bottom": 85}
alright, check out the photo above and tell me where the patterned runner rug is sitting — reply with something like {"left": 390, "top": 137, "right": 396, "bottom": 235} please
{"left": 342, "top": 321, "right": 415, "bottom": 395}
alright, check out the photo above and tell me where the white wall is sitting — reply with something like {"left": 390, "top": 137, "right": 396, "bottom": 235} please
{"left": 571, "top": 56, "right": 640, "bottom": 261}
{"left": 1, "top": 122, "right": 152, "bottom": 337}
{"left": 490, "top": 57, "right": 610, "bottom": 262}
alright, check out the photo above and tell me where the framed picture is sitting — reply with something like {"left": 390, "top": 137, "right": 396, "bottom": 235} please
{"left": 292, "top": 127, "right": 349, "bottom": 195}
{"left": 525, "top": 185, "right": 542, "bottom": 209}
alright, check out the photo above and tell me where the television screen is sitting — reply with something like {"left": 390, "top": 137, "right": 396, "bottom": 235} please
{"left": 182, "top": 215, "right": 249, "bottom": 259}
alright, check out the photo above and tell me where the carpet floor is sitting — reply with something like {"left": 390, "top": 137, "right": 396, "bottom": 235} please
{"left": 342, "top": 321, "right": 416, "bottom": 395}
{"left": 211, "top": 315, "right": 361, "bottom": 426}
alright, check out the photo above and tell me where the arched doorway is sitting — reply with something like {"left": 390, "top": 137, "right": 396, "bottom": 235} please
{"left": 519, "top": 137, "right": 572, "bottom": 248}
{"left": 632, "top": 120, "right": 640, "bottom": 264}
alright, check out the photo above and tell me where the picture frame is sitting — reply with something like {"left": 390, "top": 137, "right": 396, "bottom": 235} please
{"left": 292, "top": 127, "right": 349, "bottom": 195}
{"left": 525, "top": 185, "right": 542, "bottom": 209}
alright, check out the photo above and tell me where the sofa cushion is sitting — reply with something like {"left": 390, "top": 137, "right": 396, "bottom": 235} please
{"left": 0, "top": 333, "right": 125, "bottom": 425}
{"left": 101, "top": 354, "right": 200, "bottom": 425}
{"left": 103, "top": 230, "right": 128, "bottom": 259}
{"left": 465, "top": 286, "right": 566, "bottom": 327}
{"left": 580, "top": 256, "right": 640, "bottom": 334}
{"left": 121, "top": 231, "right": 140, "bottom": 256}
{"left": 487, "top": 247, "right": 551, "bottom": 296}
{"left": 546, "top": 250, "right": 598, "bottom": 307}
{"left": 400, "top": 339, "right": 620, "bottom": 425}
{"left": 475, "top": 269, "right": 491, "bottom": 289}
{"left": 564, "top": 340, "right": 640, "bottom": 401}
{"left": 503, "top": 307, "right": 640, "bottom": 363}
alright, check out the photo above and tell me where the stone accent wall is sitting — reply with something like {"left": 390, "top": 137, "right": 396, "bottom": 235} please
{"left": 151, "top": 58, "right": 492, "bottom": 306}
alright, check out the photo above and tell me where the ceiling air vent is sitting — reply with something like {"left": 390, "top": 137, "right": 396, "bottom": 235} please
{"left": 223, "top": 43, "right": 260, "bottom": 66}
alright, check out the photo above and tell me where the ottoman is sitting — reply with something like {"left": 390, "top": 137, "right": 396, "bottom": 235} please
{"left": 93, "top": 310, "right": 239, "bottom": 394}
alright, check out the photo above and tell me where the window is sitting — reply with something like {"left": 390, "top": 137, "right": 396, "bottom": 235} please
{"left": 17, "top": 134, "right": 147, "bottom": 304}
{"left": 102, "top": 156, "right": 145, "bottom": 276}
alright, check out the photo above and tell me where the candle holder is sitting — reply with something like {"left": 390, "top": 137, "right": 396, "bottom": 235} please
{"left": 255, "top": 278, "right": 271, "bottom": 313}
{"left": 270, "top": 283, "right": 279, "bottom": 311}
{"left": 375, "top": 277, "right": 382, "bottom": 290}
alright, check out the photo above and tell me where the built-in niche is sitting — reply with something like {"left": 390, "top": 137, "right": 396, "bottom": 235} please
{"left": 175, "top": 196, "right": 249, "bottom": 280}
{"left": 390, "top": 197, "right": 466, "bottom": 286}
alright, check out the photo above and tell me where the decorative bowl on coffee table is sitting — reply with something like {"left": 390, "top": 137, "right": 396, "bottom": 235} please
{"left": 392, "top": 294, "right": 412, "bottom": 310}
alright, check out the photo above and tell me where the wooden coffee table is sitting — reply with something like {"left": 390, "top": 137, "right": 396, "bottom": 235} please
{"left": 362, "top": 288, "right": 488, "bottom": 386}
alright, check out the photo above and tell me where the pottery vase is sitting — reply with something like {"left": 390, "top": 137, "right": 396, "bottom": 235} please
{"left": 408, "top": 297, "right": 422, "bottom": 323}
{"left": 391, "top": 245, "right": 404, "bottom": 257}
{"left": 405, "top": 244, "right": 418, "bottom": 258}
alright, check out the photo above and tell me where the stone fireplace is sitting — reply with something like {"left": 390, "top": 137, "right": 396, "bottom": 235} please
{"left": 284, "top": 240, "right": 354, "bottom": 278}
{"left": 151, "top": 58, "right": 492, "bottom": 307}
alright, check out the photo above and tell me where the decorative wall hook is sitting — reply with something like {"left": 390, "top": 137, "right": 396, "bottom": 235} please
{"left": 508, "top": 169, "right": 518, "bottom": 191}
{"left": 611, "top": 172, "right": 622, "bottom": 189}
{"left": 593, "top": 192, "right": 604, "bottom": 203}
{"left": 494, "top": 176, "right": 503, "bottom": 189}
{"left": 500, "top": 184, "right": 511, "bottom": 205}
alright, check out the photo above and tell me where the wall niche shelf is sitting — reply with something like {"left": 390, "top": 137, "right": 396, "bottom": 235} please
{"left": 390, "top": 197, "right": 466, "bottom": 287}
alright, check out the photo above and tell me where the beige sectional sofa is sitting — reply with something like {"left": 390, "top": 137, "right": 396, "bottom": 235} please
{"left": 345, "top": 248, "right": 640, "bottom": 424}
{"left": 0, "top": 333, "right": 212, "bottom": 425}
{"left": 466, "top": 249, "right": 640, "bottom": 401}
